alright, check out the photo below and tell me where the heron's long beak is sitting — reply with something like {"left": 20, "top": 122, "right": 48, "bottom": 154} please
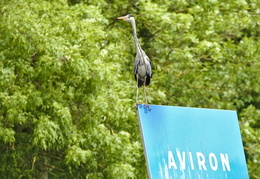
{"left": 117, "top": 16, "right": 127, "bottom": 20}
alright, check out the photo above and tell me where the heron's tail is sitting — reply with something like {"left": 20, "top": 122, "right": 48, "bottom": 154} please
{"left": 137, "top": 76, "right": 150, "bottom": 88}
{"left": 138, "top": 79, "right": 144, "bottom": 88}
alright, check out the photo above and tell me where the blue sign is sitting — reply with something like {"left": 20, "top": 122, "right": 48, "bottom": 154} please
{"left": 137, "top": 105, "right": 249, "bottom": 179}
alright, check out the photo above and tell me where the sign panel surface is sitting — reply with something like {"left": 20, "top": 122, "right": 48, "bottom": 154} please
{"left": 137, "top": 105, "right": 249, "bottom": 179}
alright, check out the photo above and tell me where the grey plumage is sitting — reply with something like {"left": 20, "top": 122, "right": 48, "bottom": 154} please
{"left": 134, "top": 48, "right": 152, "bottom": 87}
{"left": 117, "top": 14, "right": 152, "bottom": 106}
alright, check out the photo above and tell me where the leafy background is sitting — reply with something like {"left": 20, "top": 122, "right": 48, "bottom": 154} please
{"left": 0, "top": 0, "right": 259, "bottom": 178}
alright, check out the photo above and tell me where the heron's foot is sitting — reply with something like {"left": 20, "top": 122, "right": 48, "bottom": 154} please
{"left": 135, "top": 103, "right": 140, "bottom": 110}
{"left": 135, "top": 104, "right": 151, "bottom": 112}
{"left": 144, "top": 104, "right": 152, "bottom": 113}
{"left": 135, "top": 103, "right": 143, "bottom": 110}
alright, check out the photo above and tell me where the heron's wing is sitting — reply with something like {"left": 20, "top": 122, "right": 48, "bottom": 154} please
{"left": 144, "top": 55, "right": 152, "bottom": 78}
{"left": 134, "top": 50, "right": 152, "bottom": 86}
{"left": 133, "top": 56, "right": 139, "bottom": 78}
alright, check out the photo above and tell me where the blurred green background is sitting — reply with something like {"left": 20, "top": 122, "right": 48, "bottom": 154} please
{"left": 0, "top": 0, "right": 259, "bottom": 178}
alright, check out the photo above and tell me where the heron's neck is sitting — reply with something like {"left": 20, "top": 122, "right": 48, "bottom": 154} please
{"left": 131, "top": 20, "right": 142, "bottom": 55}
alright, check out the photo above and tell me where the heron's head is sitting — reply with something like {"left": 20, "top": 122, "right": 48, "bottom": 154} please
{"left": 117, "top": 14, "right": 134, "bottom": 23}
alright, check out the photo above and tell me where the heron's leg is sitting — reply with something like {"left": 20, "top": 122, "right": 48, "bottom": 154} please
{"left": 143, "top": 77, "right": 151, "bottom": 112}
{"left": 135, "top": 75, "right": 139, "bottom": 109}
{"left": 143, "top": 76, "right": 148, "bottom": 105}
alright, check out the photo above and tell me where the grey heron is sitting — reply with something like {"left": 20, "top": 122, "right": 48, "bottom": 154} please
{"left": 117, "top": 14, "right": 152, "bottom": 109}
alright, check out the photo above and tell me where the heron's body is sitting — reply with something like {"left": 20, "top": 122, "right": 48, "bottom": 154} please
{"left": 134, "top": 49, "right": 152, "bottom": 87}
{"left": 117, "top": 14, "right": 152, "bottom": 107}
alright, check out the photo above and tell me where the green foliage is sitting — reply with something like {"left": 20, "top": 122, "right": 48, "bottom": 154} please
{"left": 0, "top": 0, "right": 259, "bottom": 178}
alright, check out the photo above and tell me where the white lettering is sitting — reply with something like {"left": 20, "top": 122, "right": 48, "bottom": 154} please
{"left": 220, "top": 153, "right": 231, "bottom": 171}
{"left": 188, "top": 152, "right": 194, "bottom": 170}
{"left": 176, "top": 149, "right": 186, "bottom": 170}
{"left": 196, "top": 152, "right": 207, "bottom": 170}
{"left": 209, "top": 153, "right": 218, "bottom": 171}
{"left": 167, "top": 150, "right": 231, "bottom": 172}
{"left": 168, "top": 151, "right": 177, "bottom": 169}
